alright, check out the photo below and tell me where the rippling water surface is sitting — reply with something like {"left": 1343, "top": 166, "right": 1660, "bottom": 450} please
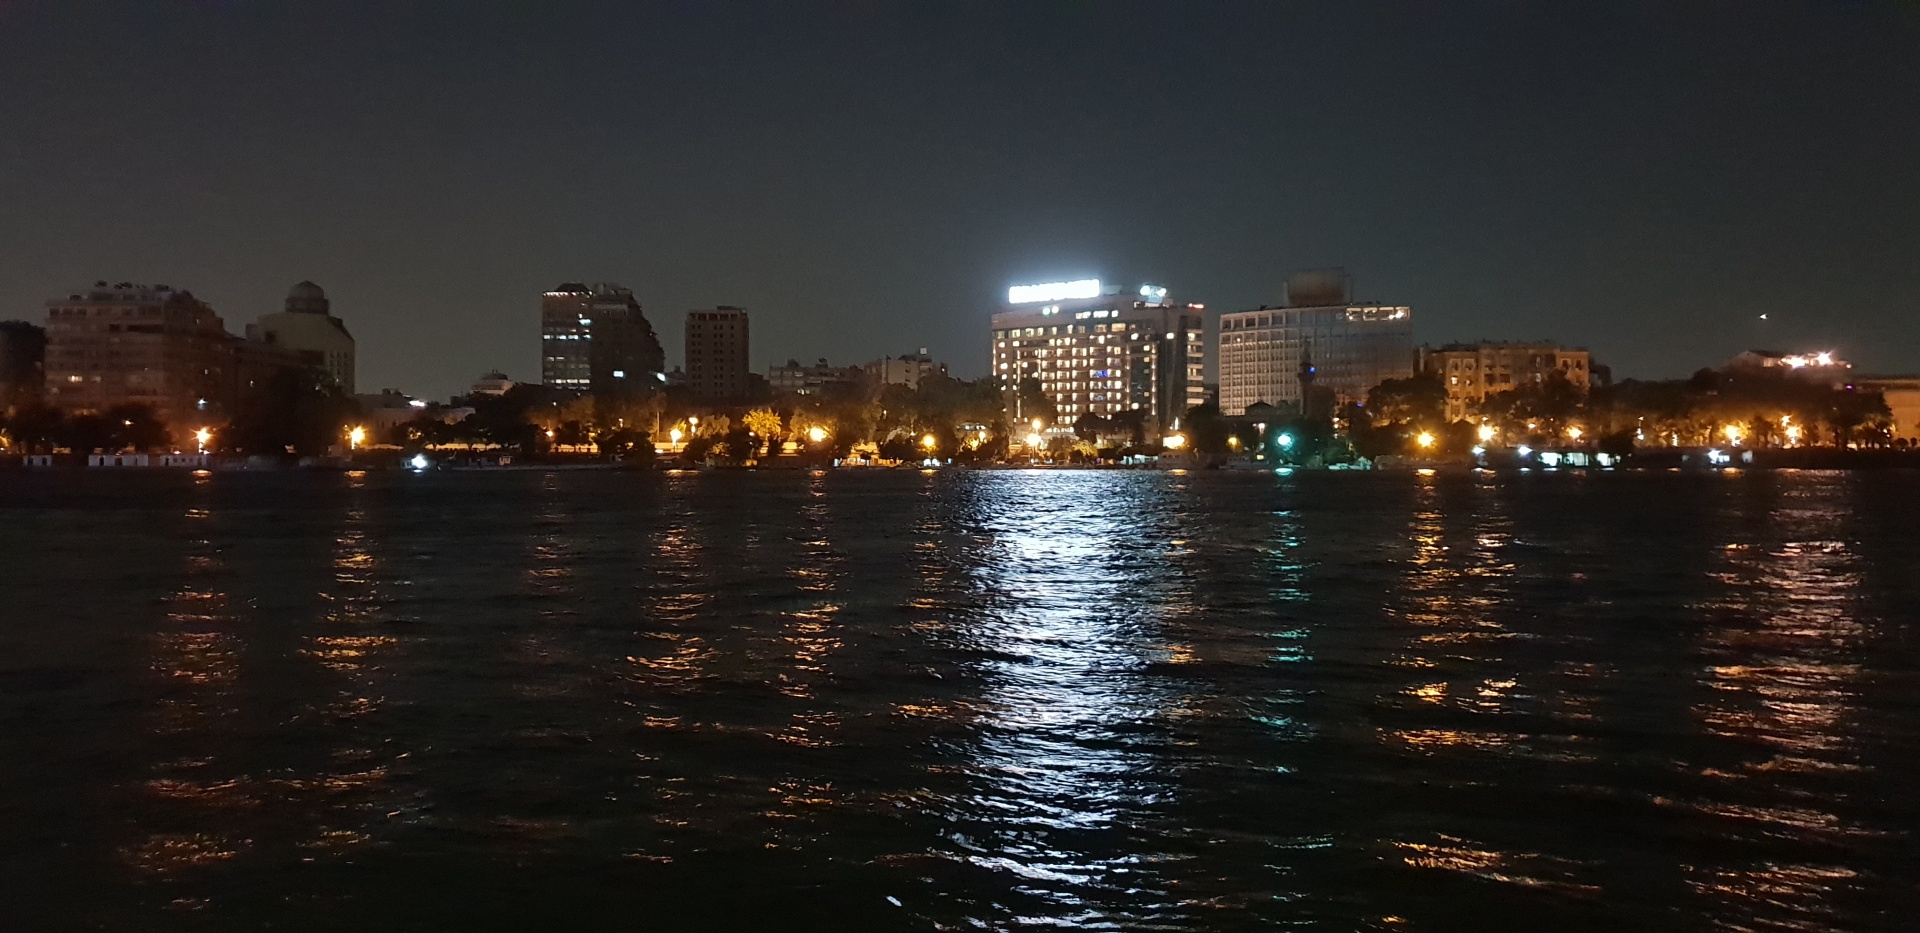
{"left": 3, "top": 469, "right": 1917, "bottom": 930}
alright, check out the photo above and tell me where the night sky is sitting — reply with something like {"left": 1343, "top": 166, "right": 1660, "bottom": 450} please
{"left": 3, "top": 1, "right": 1916, "bottom": 399}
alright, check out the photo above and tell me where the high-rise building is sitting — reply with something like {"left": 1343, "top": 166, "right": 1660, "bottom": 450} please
{"left": 1217, "top": 269, "right": 1413, "bottom": 415}
{"left": 540, "top": 283, "right": 665, "bottom": 396}
{"left": 43, "top": 282, "right": 237, "bottom": 428}
{"left": 1418, "top": 342, "right": 1592, "bottom": 423}
{"left": 246, "top": 281, "right": 356, "bottom": 392}
{"left": 867, "top": 349, "right": 947, "bottom": 390}
{"left": 684, "top": 307, "right": 750, "bottom": 399}
{"left": 991, "top": 280, "right": 1206, "bottom": 432}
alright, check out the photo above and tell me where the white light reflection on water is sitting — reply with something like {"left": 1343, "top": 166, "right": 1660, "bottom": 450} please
{"left": 1685, "top": 475, "right": 1879, "bottom": 929}
{"left": 942, "top": 472, "right": 1183, "bottom": 927}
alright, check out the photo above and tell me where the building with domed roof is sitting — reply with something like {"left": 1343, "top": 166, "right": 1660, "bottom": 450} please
{"left": 246, "top": 281, "right": 356, "bottom": 392}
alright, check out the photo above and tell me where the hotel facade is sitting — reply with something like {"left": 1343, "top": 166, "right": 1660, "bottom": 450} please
{"left": 991, "top": 280, "right": 1206, "bottom": 434}
{"left": 1217, "top": 270, "right": 1413, "bottom": 416}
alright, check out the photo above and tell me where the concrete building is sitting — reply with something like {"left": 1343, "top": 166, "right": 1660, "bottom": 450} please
{"left": 469, "top": 371, "right": 515, "bottom": 397}
{"left": 991, "top": 280, "right": 1206, "bottom": 432}
{"left": 1855, "top": 376, "right": 1920, "bottom": 443}
{"left": 245, "top": 281, "right": 355, "bottom": 392}
{"left": 684, "top": 307, "right": 750, "bottom": 399}
{"left": 1419, "top": 342, "right": 1592, "bottom": 423}
{"left": 43, "top": 282, "right": 237, "bottom": 428}
{"left": 867, "top": 349, "right": 946, "bottom": 390}
{"left": 0, "top": 320, "right": 46, "bottom": 409}
{"left": 540, "top": 283, "right": 665, "bottom": 397}
{"left": 356, "top": 390, "right": 429, "bottom": 433}
{"left": 1217, "top": 269, "right": 1413, "bottom": 416}
{"left": 770, "top": 358, "right": 866, "bottom": 397}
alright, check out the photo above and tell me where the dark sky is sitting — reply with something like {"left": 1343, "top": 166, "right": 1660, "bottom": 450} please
{"left": 3, "top": 1, "right": 1917, "bottom": 398}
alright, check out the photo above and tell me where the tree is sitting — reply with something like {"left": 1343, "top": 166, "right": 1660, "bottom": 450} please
{"left": 1016, "top": 376, "right": 1057, "bottom": 428}
{"left": 227, "top": 367, "right": 361, "bottom": 457}
{"left": 1365, "top": 373, "right": 1448, "bottom": 428}
{"left": 876, "top": 435, "right": 917, "bottom": 462}
{"left": 742, "top": 407, "right": 783, "bottom": 458}
{"left": 4, "top": 404, "right": 64, "bottom": 453}
{"left": 1474, "top": 373, "right": 1584, "bottom": 440}
{"left": 1072, "top": 413, "right": 1113, "bottom": 443}
{"left": 56, "top": 413, "right": 115, "bottom": 454}
{"left": 104, "top": 403, "right": 170, "bottom": 451}
{"left": 596, "top": 428, "right": 655, "bottom": 463}
{"left": 1182, "top": 403, "right": 1231, "bottom": 457}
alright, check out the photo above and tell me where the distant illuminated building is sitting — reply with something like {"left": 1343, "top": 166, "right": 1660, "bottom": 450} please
{"left": 1726, "top": 349, "right": 1851, "bottom": 386}
{"left": 991, "top": 279, "right": 1205, "bottom": 433}
{"left": 1419, "top": 342, "right": 1591, "bottom": 423}
{"left": 684, "top": 307, "right": 751, "bottom": 399}
{"left": 541, "top": 283, "right": 665, "bottom": 396}
{"left": 246, "top": 281, "right": 356, "bottom": 392}
{"left": 1217, "top": 269, "right": 1413, "bottom": 415}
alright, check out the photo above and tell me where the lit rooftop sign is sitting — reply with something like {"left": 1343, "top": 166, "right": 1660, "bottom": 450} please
{"left": 1009, "top": 279, "right": 1101, "bottom": 304}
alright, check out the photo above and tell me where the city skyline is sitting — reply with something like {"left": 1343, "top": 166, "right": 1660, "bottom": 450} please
{"left": 2, "top": 3, "right": 1917, "bottom": 400}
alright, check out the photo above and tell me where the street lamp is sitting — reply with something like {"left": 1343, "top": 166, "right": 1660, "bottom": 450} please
{"left": 1477, "top": 424, "right": 1496, "bottom": 443}
{"left": 1163, "top": 434, "right": 1188, "bottom": 450}
{"left": 347, "top": 426, "right": 366, "bottom": 451}
{"left": 669, "top": 428, "right": 683, "bottom": 444}
{"left": 1567, "top": 426, "right": 1583, "bottom": 442}
{"left": 194, "top": 427, "right": 212, "bottom": 453}
{"left": 920, "top": 433, "right": 937, "bottom": 451}
{"left": 1416, "top": 431, "right": 1436, "bottom": 449}
{"left": 807, "top": 425, "right": 828, "bottom": 444}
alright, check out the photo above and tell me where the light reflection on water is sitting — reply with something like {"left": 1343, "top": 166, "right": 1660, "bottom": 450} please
{"left": 939, "top": 473, "right": 1183, "bottom": 927}
{"left": 1, "top": 469, "right": 1915, "bottom": 930}
{"left": 1683, "top": 475, "right": 1883, "bottom": 929}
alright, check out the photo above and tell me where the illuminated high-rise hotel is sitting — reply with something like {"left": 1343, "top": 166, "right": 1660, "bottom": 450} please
{"left": 991, "top": 279, "right": 1206, "bottom": 433}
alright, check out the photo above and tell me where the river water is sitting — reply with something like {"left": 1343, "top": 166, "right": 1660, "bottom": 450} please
{"left": 1, "top": 468, "right": 1916, "bottom": 930}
